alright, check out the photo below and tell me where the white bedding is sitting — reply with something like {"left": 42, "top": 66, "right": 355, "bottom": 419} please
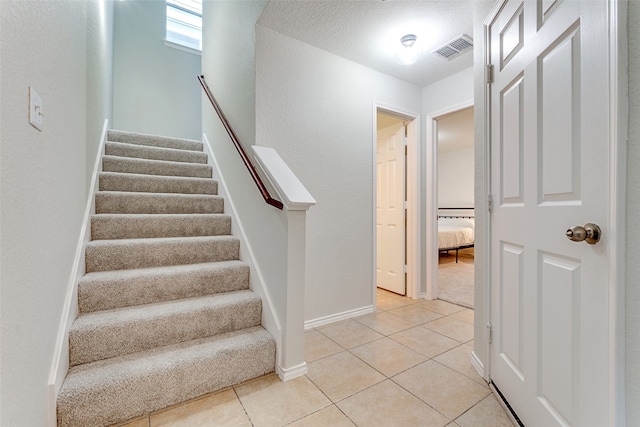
{"left": 438, "top": 217, "right": 474, "bottom": 249}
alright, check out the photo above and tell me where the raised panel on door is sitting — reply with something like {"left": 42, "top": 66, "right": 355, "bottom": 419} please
{"left": 538, "top": 251, "right": 581, "bottom": 425}
{"left": 499, "top": 242, "right": 524, "bottom": 381}
{"left": 539, "top": 24, "right": 581, "bottom": 204}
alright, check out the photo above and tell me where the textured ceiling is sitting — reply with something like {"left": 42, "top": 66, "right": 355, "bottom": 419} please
{"left": 258, "top": 0, "right": 474, "bottom": 87}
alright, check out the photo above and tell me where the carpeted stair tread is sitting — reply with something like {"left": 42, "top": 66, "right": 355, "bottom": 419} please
{"left": 95, "top": 191, "right": 224, "bottom": 214}
{"left": 78, "top": 261, "right": 250, "bottom": 313}
{"left": 85, "top": 236, "right": 240, "bottom": 272}
{"left": 57, "top": 326, "right": 275, "bottom": 427}
{"left": 99, "top": 172, "right": 217, "bottom": 195}
{"left": 102, "top": 155, "right": 212, "bottom": 178}
{"left": 107, "top": 129, "right": 203, "bottom": 151}
{"left": 69, "top": 290, "right": 262, "bottom": 366}
{"left": 91, "top": 213, "right": 231, "bottom": 240}
{"left": 105, "top": 141, "right": 208, "bottom": 164}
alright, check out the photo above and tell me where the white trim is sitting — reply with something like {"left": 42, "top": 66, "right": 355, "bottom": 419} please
{"left": 47, "top": 119, "right": 109, "bottom": 427}
{"left": 471, "top": 350, "right": 486, "bottom": 380}
{"left": 163, "top": 39, "right": 202, "bottom": 56}
{"left": 425, "top": 100, "right": 474, "bottom": 302}
{"left": 202, "top": 133, "right": 284, "bottom": 376}
{"left": 608, "top": 0, "right": 627, "bottom": 424}
{"left": 277, "top": 361, "right": 308, "bottom": 382}
{"left": 372, "top": 101, "right": 421, "bottom": 302}
{"left": 304, "top": 305, "right": 375, "bottom": 330}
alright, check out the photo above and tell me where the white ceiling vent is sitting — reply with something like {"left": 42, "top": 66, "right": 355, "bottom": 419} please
{"left": 433, "top": 35, "right": 473, "bottom": 61}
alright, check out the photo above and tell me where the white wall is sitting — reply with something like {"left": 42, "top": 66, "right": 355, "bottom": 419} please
{"left": 256, "top": 26, "right": 422, "bottom": 322}
{"left": 421, "top": 66, "right": 474, "bottom": 298}
{"left": 0, "top": 1, "right": 113, "bottom": 424}
{"left": 626, "top": 1, "right": 640, "bottom": 423}
{"left": 87, "top": 0, "right": 114, "bottom": 186}
{"left": 438, "top": 148, "right": 474, "bottom": 208}
{"left": 113, "top": 0, "right": 201, "bottom": 140}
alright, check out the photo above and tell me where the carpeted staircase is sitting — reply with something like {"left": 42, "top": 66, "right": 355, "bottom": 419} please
{"left": 57, "top": 130, "right": 276, "bottom": 427}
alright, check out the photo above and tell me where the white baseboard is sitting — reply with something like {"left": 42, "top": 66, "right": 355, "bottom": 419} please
{"left": 471, "top": 350, "right": 485, "bottom": 380}
{"left": 47, "top": 119, "right": 109, "bottom": 427}
{"left": 277, "top": 362, "right": 308, "bottom": 382}
{"left": 304, "top": 305, "right": 375, "bottom": 330}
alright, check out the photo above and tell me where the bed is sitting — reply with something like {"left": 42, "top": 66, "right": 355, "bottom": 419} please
{"left": 438, "top": 209, "right": 475, "bottom": 263}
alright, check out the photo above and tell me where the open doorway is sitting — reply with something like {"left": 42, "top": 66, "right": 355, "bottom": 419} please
{"left": 375, "top": 108, "right": 418, "bottom": 297}
{"left": 435, "top": 106, "right": 475, "bottom": 308}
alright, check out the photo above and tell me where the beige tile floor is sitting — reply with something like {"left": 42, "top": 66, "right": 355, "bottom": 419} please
{"left": 117, "top": 290, "right": 514, "bottom": 427}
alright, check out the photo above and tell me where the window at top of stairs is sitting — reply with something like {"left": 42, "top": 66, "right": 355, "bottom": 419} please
{"left": 165, "top": 0, "right": 202, "bottom": 54}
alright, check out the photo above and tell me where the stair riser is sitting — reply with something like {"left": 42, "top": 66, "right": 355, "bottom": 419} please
{"left": 107, "top": 130, "right": 203, "bottom": 151}
{"left": 99, "top": 173, "right": 217, "bottom": 195}
{"left": 58, "top": 328, "right": 275, "bottom": 427}
{"left": 95, "top": 192, "right": 224, "bottom": 214}
{"left": 78, "top": 262, "right": 250, "bottom": 313}
{"left": 91, "top": 215, "right": 231, "bottom": 240}
{"left": 105, "top": 142, "right": 207, "bottom": 164}
{"left": 85, "top": 237, "right": 240, "bottom": 272}
{"left": 102, "top": 156, "right": 212, "bottom": 179}
{"left": 69, "top": 295, "right": 262, "bottom": 366}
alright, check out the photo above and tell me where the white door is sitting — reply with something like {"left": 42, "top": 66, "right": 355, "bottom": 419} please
{"left": 377, "top": 124, "right": 406, "bottom": 295}
{"left": 488, "top": 1, "right": 612, "bottom": 425}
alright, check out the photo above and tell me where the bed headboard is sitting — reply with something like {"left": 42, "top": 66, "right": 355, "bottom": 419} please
{"left": 437, "top": 207, "right": 475, "bottom": 219}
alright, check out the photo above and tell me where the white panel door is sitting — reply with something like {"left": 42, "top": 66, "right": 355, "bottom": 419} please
{"left": 488, "top": 1, "right": 612, "bottom": 426}
{"left": 377, "top": 124, "right": 406, "bottom": 295}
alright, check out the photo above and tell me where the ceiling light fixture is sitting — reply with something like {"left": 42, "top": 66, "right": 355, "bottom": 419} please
{"left": 396, "top": 34, "right": 420, "bottom": 65}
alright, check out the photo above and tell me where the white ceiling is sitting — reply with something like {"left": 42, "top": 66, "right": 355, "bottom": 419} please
{"left": 258, "top": 0, "right": 475, "bottom": 87}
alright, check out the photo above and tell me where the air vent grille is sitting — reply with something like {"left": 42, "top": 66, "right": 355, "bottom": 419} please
{"left": 433, "top": 35, "right": 473, "bottom": 61}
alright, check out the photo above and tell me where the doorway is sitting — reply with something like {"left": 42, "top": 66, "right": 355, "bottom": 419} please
{"left": 435, "top": 107, "right": 475, "bottom": 309}
{"left": 375, "top": 108, "right": 418, "bottom": 297}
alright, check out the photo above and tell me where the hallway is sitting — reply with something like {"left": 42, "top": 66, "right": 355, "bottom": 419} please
{"left": 116, "top": 290, "right": 513, "bottom": 426}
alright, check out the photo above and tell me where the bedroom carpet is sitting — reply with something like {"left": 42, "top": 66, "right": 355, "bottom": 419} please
{"left": 56, "top": 130, "right": 276, "bottom": 427}
{"left": 438, "top": 248, "right": 474, "bottom": 309}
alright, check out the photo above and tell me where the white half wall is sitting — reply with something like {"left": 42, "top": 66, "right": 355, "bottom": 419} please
{"left": 113, "top": 0, "right": 201, "bottom": 140}
{"left": 0, "top": 1, "right": 113, "bottom": 424}
{"left": 255, "top": 26, "right": 421, "bottom": 322}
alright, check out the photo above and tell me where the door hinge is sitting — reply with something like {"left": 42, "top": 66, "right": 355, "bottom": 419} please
{"left": 486, "top": 64, "right": 494, "bottom": 84}
{"left": 403, "top": 200, "right": 408, "bottom": 210}
{"left": 403, "top": 264, "right": 408, "bottom": 274}
{"left": 486, "top": 322, "right": 493, "bottom": 344}
{"left": 488, "top": 194, "right": 494, "bottom": 213}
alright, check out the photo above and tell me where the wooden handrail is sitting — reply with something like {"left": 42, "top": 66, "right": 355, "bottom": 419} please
{"left": 198, "top": 75, "right": 283, "bottom": 210}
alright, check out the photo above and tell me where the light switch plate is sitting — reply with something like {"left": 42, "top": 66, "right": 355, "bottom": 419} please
{"left": 29, "top": 86, "right": 43, "bottom": 131}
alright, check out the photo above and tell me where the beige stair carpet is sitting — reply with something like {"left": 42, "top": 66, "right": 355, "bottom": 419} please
{"left": 57, "top": 130, "right": 276, "bottom": 427}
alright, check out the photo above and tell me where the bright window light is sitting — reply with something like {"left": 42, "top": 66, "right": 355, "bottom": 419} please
{"left": 166, "top": 0, "right": 202, "bottom": 51}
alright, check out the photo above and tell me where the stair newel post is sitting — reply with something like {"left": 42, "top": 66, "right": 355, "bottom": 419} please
{"left": 280, "top": 208, "right": 309, "bottom": 377}
{"left": 250, "top": 145, "right": 316, "bottom": 381}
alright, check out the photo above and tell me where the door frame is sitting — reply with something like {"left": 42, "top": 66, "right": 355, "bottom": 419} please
{"left": 372, "top": 102, "right": 420, "bottom": 301}
{"left": 425, "top": 101, "right": 474, "bottom": 301}
{"left": 481, "top": 0, "right": 628, "bottom": 423}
